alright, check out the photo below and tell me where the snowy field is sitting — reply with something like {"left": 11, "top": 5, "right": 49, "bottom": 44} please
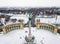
{"left": 0, "top": 27, "right": 60, "bottom": 44}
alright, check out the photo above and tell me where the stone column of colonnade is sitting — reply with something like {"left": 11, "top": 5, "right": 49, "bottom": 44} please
{"left": 54, "top": 27, "right": 58, "bottom": 33}
{"left": 2, "top": 22, "right": 24, "bottom": 34}
{"left": 2, "top": 26, "right": 7, "bottom": 33}
{"left": 19, "top": 22, "right": 24, "bottom": 29}
{"left": 36, "top": 22, "right": 41, "bottom": 29}
{"left": 35, "top": 22, "right": 58, "bottom": 33}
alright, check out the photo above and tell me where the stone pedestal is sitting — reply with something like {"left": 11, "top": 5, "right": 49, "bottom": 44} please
{"left": 25, "top": 36, "right": 35, "bottom": 44}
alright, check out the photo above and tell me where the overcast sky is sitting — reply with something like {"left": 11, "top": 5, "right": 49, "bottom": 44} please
{"left": 0, "top": 0, "right": 60, "bottom": 7}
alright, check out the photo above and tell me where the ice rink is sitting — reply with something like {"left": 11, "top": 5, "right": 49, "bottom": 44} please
{"left": 0, "top": 27, "right": 60, "bottom": 44}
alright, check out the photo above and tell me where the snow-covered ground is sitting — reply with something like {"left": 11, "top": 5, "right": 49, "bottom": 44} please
{"left": 0, "top": 27, "right": 60, "bottom": 44}
{"left": 0, "top": 14, "right": 60, "bottom": 44}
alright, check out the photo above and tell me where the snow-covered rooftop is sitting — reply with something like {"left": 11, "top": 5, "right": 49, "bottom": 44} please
{"left": 10, "top": 14, "right": 28, "bottom": 24}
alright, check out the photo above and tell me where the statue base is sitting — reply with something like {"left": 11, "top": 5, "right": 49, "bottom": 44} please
{"left": 25, "top": 36, "right": 35, "bottom": 44}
